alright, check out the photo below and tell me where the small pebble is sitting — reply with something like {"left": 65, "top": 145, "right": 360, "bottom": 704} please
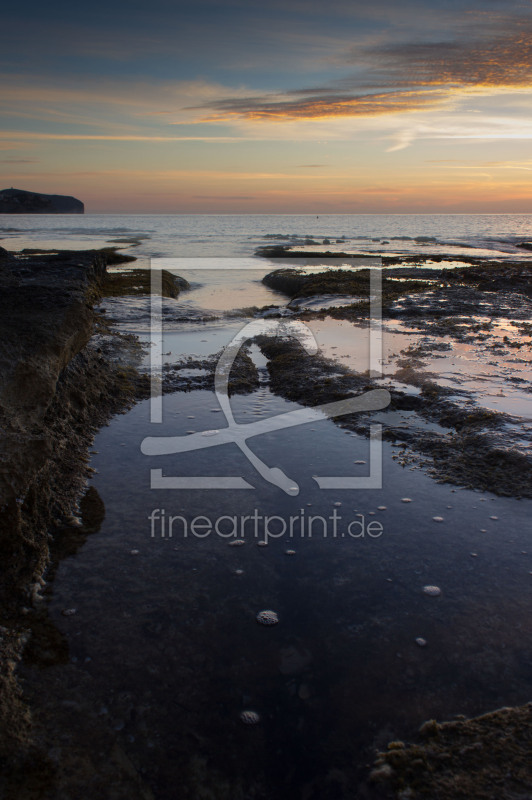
{"left": 470, "top": 552, "right": 478, "bottom": 557}
{"left": 256, "top": 610, "right": 279, "bottom": 626}
{"left": 130, "top": 549, "right": 140, "bottom": 555}
{"left": 234, "top": 569, "right": 244, "bottom": 575}
{"left": 401, "top": 498, "right": 413, "bottom": 503}
{"left": 228, "top": 539, "right": 245, "bottom": 547}
{"left": 334, "top": 502, "right": 342, "bottom": 507}
{"left": 423, "top": 585, "right": 441, "bottom": 597}
{"left": 377, "top": 506, "right": 387, "bottom": 510}
{"left": 490, "top": 516, "right": 499, "bottom": 520}
{"left": 354, "top": 460, "right": 366, "bottom": 465}
{"left": 285, "top": 549, "right": 296, "bottom": 556}
{"left": 240, "top": 710, "right": 260, "bottom": 725}
{"left": 61, "top": 608, "right": 77, "bottom": 616}
{"left": 415, "top": 637, "right": 427, "bottom": 647}
{"left": 433, "top": 516, "right": 444, "bottom": 523}
{"left": 257, "top": 540, "right": 268, "bottom": 547}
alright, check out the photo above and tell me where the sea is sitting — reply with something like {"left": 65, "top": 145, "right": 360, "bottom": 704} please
{"left": 1, "top": 212, "right": 532, "bottom": 261}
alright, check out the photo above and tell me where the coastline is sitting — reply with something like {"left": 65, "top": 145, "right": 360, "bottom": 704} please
{"left": 0, "top": 244, "right": 530, "bottom": 798}
{"left": 0, "top": 247, "right": 186, "bottom": 793}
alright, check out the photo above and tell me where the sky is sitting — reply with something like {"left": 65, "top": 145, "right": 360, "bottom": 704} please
{"left": 2, "top": 0, "right": 532, "bottom": 213}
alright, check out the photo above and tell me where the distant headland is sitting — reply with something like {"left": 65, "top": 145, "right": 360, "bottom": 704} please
{"left": 0, "top": 187, "right": 84, "bottom": 214}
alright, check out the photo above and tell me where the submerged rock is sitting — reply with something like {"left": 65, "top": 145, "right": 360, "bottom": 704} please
{"left": 256, "top": 610, "right": 279, "bottom": 626}
{"left": 423, "top": 585, "right": 442, "bottom": 597}
{"left": 239, "top": 710, "right": 260, "bottom": 725}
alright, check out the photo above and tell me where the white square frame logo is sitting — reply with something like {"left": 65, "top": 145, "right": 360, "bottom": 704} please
{"left": 141, "top": 258, "right": 389, "bottom": 493}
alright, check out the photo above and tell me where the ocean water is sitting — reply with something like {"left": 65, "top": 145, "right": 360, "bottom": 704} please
{"left": 1, "top": 213, "right": 532, "bottom": 261}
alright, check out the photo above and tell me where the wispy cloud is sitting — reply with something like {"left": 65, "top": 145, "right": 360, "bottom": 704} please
{"left": 0, "top": 157, "right": 39, "bottom": 163}
{"left": 0, "top": 131, "right": 244, "bottom": 142}
{"left": 188, "top": 14, "right": 532, "bottom": 125}
{"left": 189, "top": 88, "right": 450, "bottom": 121}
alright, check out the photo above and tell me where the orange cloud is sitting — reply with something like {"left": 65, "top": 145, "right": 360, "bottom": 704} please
{"left": 190, "top": 21, "right": 532, "bottom": 122}
{"left": 191, "top": 88, "right": 451, "bottom": 121}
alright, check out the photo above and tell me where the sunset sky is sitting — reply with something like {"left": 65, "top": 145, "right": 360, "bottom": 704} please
{"left": 2, "top": 0, "right": 532, "bottom": 213}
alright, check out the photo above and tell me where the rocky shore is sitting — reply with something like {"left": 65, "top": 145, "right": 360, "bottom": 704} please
{"left": 0, "top": 247, "right": 186, "bottom": 791}
{"left": 0, "top": 246, "right": 530, "bottom": 798}
{"left": 370, "top": 703, "right": 532, "bottom": 799}
{"left": 258, "top": 261, "right": 532, "bottom": 499}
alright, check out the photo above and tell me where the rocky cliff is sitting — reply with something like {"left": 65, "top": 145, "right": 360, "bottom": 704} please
{"left": 0, "top": 188, "right": 84, "bottom": 214}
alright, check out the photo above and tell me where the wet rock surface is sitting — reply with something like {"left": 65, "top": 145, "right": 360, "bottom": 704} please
{"left": 256, "top": 262, "right": 532, "bottom": 498}
{"left": 101, "top": 267, "right": 189, "bottom": 299}
{"left": 371, "top": 704, "right": 532, "bottom": 799}
{"left": 0, "top": 249, "right": 155, "bottom": 792}
{"left": 162, "top": 347, "right": 260, "bottom": 395}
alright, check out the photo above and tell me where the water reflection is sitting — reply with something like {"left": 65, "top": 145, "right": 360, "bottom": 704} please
{"left": 20, "top": 386, "right": 532, "bottom": 799}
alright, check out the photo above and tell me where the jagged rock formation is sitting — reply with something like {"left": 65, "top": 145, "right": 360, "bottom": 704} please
{"left": 0, "top": 188, "right": 84, "bottom": 214}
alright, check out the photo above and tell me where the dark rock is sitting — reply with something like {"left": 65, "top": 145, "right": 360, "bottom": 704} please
{"left": 371, "top": 703, "right": 532, "bottom": 799}
{"left": 0, "top": 188, "right": 84, "bottom": 214}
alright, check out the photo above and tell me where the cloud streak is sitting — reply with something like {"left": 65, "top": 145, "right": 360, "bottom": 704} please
{"left": 190, "top": 15, "right": 532, "bottom": 122}
{"left": 193, "top": 88, "right": 450, "bottom": 121}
